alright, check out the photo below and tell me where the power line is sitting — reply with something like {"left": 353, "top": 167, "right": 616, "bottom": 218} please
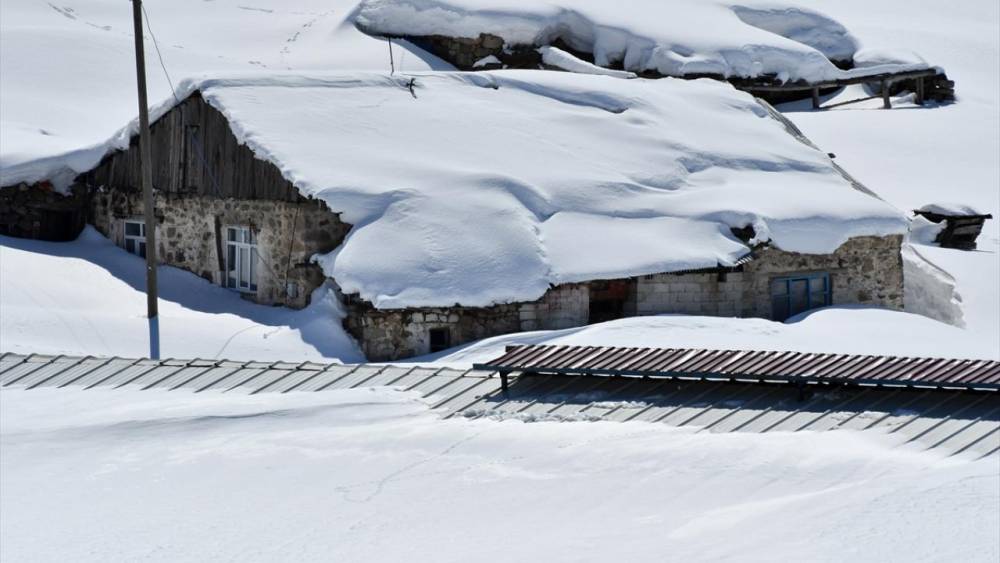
{"left": 141, "top": 3, "right": 180, "bottom": 105}
{"left": 135, "top": 4, "right": 291, "bottom": 298}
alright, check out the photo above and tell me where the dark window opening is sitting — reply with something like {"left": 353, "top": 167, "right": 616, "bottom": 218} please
{"left": 771, "top": 273, "right": 831, "bottom": 321}
{"left": 589, "top": 279, "right": 635, "bottom": 324}
{"left": 429, "top": 328, "right": 451, "bottom": 353}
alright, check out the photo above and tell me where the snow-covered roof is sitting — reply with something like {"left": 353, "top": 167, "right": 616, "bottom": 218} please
{"left": 355, "top": 0, "right": 931, "bottom": 82}
{"left": 916, "top": 202, "right": 991, "bottom": 217}
{"left": 127, "top": 70, "right": 900, "bottom": 309}
{"left": 2, "top": 69, "right": 908, "bottom": 309}
{"left": 0, "top": 0, "right": 452, "bottom": 189}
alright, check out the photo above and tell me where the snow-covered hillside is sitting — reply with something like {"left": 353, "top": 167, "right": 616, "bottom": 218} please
{"left": 2, "top": 386, "right": 997, "bottom": 562}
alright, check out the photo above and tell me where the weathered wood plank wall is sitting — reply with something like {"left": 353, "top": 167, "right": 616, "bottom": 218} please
{"left": 88, "top": 93, "right": 300, "bottom": 202}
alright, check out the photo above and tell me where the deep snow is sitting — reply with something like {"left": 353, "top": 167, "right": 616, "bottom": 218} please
{"left": 0, "top": 228, "right": 363, "bottom": 362}
{"left": 6, "top": 70, "right": 908, "bottom": 309}
{"left": 1, "top": 386, "right": 997, "bottom": 562}
{"left": 772, "top": 0, "right": 1000, "bottom": 361}
{"left": 0, "top": 0, "right": 997, "bottom": 357}
{"left": 355, "top": 0, "right": 914, "bottom": 82}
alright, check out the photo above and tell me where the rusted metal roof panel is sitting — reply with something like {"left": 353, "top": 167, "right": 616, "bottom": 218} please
{"left": 474, "top": 345, "right": 1000, "bottom": 392}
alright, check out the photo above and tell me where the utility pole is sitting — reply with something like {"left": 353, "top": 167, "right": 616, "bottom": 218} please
{"left": 131, "top": 0, "right": 158, "bottom": 319}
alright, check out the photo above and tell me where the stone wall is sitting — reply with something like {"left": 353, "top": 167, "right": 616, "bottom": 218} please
{"left": 637, "top": 235, "right": 904, "bottom": 318}
{"left": 350, "top": 235, "right": 903, "bottom": 360}
{"left": 90, "top": 188, "right": 349, "bottom": 309}
{"left": 0, "top": 182, "right": 89, "bottom": 241}
{"left": 407, "top": 33, "right": 540, "bottom": 69}
{"left": 345, "top": 284, "right": 588, "bottom": 361}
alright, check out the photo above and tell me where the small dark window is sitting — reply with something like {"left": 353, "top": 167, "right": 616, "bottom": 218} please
{"left": 771, "top": 274, "right": 831, "bottom": 321}
{"left": 429, "top": 328, "right": 451, "bottom": 353}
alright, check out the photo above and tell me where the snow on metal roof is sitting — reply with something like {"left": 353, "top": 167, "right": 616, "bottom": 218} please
{"left": 3, "top": 352, "right": 997, "bottom": 459}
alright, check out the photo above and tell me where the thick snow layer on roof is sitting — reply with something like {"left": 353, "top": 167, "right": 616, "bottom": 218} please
{"left": 355, "top": 0, "right": 929, "bottom": 81}
{"left": 0, "top": 0, "right": 450, "bottom": 189}
{"left": 162, "top": 70, "right": 903, "bottom": 308}
{"left": 538, "top": 46, "right": 637, "bottom": 79}
{"left": 917, "top": 202, "right": 990, "bottom": 216}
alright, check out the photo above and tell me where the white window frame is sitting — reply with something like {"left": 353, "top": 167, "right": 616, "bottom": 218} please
{"left": 123, "top": 219, "right": 147, "bottom": 258}
{"left": 225, "top": 226, "right": 258, "bottom": 293}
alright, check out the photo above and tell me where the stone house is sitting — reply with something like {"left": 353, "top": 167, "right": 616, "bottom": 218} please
{"left": 0, "top": 74, "right": 905, "bottom": 361}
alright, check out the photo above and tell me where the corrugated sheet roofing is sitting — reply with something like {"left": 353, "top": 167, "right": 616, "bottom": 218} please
{"left": 475, "top": 345, "right": 1000, "bottom": 391}
{"left": 2, "top": 352, "right": 997, "bottom": 459}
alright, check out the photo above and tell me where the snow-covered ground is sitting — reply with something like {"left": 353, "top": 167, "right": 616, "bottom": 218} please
{"left": 0, "top": 228, "right": 363, "bottom": 362}
{"left": 1, "top": 386, "right": 997, "bottom": 563}
{"left": 429, "top": 308, "right": 999, "bottom": 366}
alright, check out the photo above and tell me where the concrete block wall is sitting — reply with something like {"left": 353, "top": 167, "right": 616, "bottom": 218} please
{"left": 518, "top": 284, "right": 589, "bottom": 331}
{"left": 636, "top": 272, "right": 746, "bottom": 317}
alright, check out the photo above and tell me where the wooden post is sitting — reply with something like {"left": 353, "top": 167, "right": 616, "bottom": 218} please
{"left": 811, "top": 87, "right": 820, "bottom": 109}
{"left": 881, "top": 79, "right": 891, "bottom": 109}
{"left": 131, "top": 0, "right": 159, "bottom": 319}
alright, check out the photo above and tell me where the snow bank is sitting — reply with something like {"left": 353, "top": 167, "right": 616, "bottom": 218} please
{"left": 177, "top": 71, "right": 903, "bottom": 307}
{"left": 433, "top": 307, "right": 997, "bottom": 366}
{"left": 0, "top": 228, "right": 363, "bottom": 361}
{"left": 355, "top": 0, "right": 931, "bottom": 82}
{"left": 902, "top": 243, "right": 965, "bottom": 328}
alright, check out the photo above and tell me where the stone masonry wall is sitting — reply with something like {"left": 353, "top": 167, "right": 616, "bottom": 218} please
{"left": 345, "top": 284, "right": 588, "bottom": 361}
{"left": 352, "top": 235, "right": 903, "bottom": 361}
{"left": 90, "top": 188, "right": 349, "bottom": 309}
{"left": 0, "top": 182, "right": 89, "bottom": 241}
{"left": 636, "top": 235, "right": 904, "bottom": 318}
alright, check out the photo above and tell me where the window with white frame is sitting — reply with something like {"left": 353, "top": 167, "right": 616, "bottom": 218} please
{"left": 225, "top": 226, "right": 258, "bottom": 293}
{"left": 123, "top": 219, "right": 147, "bottom": 258}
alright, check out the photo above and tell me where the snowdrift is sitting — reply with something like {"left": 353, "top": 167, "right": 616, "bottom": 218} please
{"left": 355, "top": 0, "right": 930, "bottom": 81}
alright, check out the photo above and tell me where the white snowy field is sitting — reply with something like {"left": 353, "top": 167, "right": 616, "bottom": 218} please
{"left": 1, "top": 386, "right": 997, "bottom": 563}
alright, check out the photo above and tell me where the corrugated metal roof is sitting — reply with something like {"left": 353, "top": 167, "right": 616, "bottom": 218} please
{"left": 474, "top": 345, "right": 1000, "bottom": 391}
{"left": 2, "top": 352, "right": 997, "bottom": 459}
